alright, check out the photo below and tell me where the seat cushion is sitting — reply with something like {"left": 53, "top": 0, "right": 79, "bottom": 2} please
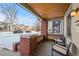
{"left": 56, "top": 39, "right": 63, "bottom": 42}
{"left": 55, "top": 44, "right": 67, "bottom": 50}
{"left": 53, "top": 45, "right": 67, "bottom": 54}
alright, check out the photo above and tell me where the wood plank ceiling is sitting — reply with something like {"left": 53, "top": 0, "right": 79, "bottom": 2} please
{"left": 21, "top": 3, "right": 70, "bottom": 20}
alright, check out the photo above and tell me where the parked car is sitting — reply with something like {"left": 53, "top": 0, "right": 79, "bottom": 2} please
{"left": 25, "top": 31, "right": 31, "bottom": 33}
{"left": 13, "top": 30, "right": 23, "bottom": 34}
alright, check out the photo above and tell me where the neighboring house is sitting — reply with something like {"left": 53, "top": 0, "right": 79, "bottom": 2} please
{"left": 0, "top": 21, "right": 12, "bottom": 31}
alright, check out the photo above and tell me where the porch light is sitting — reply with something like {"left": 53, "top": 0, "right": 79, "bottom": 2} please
{"left": 71, "top": 8, "right": 79, "bottom": 17}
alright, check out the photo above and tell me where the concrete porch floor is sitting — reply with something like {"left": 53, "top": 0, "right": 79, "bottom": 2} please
{"left": 34, "top": 41, "right": 62, "bottom": 56}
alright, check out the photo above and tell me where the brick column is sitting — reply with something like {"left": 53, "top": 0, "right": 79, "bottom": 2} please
{"left": 41, "top": 19, "right": 48, "bottom": 40}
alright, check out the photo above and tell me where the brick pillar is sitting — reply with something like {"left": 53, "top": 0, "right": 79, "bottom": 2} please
{"left": 41, "top": 19, "right": 48, "bottom": 40}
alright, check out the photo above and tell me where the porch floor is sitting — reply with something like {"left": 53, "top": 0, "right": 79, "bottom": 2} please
{"left": 34, "top": 41, "right": 62, "bottom": 56}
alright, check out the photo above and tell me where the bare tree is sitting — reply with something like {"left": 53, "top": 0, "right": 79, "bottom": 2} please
{"left": 0, "top": 4, "right": 17, "bottom": 24}
{"left": 0, "top": 4, "right": 17, "bottom": 31}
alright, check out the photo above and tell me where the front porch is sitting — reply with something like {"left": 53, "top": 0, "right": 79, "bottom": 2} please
{"left": 0, "top": 3, "right": 79, "bottom": 56}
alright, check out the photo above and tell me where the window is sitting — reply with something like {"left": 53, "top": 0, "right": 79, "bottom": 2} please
{"left": 48, "top": 18, "right": 64, "bottom": 35}
{"left": 52, "top": 20, "right": 60, "bottom": 34}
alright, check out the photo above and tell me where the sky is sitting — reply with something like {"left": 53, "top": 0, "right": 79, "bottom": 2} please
{"left": 0, "top": 3, "right": 39, "bottom": 26}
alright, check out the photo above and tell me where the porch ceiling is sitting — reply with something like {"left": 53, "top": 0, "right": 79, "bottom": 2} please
{"left": 20, "top": 3, "right": 70, "bottom": 20}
